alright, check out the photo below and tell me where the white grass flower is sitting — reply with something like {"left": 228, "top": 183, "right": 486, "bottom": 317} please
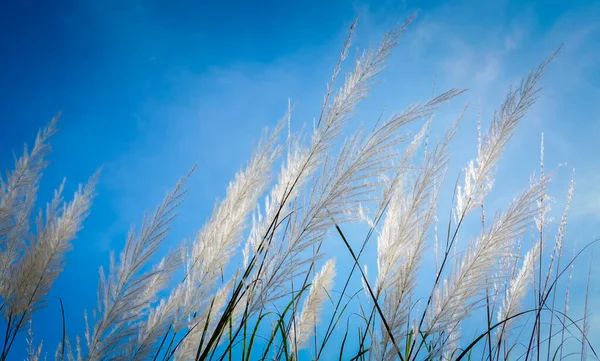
{"left": 455, "top": 53, "right": 558, "bottom": 219}
{"left": 496, "top": 241, "right": 540, "bottom": 342}
{"left": 170, "top": 121, "right": 283, "bottom": 329}
{"left": 0, "top": 115, "right": 58, "bottom": 294}
{"left": 289, "top": 259, "right": 335, "bottom": 356}
{"left": 429, "top": 175, "right": 550, "bottom": 336}
{"left": 174, "top": 280, "right": 233, "bottom": 361}
{"left": 25, "top": 317, "right": 43, "bottom": 361}
{"left": 83, "top": 171, "right": 190, "bottom": 361}
{"left": 7, "top": 172, "right": 97, "bottom": 325}
{"left": 374, "top": 114, "right": 459, "bottom": 361}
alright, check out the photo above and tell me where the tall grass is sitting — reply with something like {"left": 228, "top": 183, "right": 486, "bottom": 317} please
{"left": 1, "top": 13, "right": 597, "bottom": 361}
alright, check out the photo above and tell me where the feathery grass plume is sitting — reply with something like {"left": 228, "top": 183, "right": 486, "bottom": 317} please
{"left": 376, "top": 116, "right": 433, "bottom": 219}
{"left": 455, "top": 50, "right": 559, "bottom": 220}
{"left": 1, "top": 170, "right": 97, "bottom": 361}
{"left": 250, "top": 79, "right": 463, "bottom": 318}
{"left": 125, "top": 120, "right": 283, "bottom": 361}
{"left": 289, "top": 259, "right": 335, "bottom": 357}
{"left": 328, "top": 89, "right": 464, "bottom": 241}
{"left": 185, "top": 119, "right": 283, "bottom": 279}
{"left": 173, "top": 280, "right": 233, "bottom": 361}
{"left": 25, "top": 318, "right": 43, "bottom": 361}
{"left": 405, "top": 53, "right": 560, "bottom": 360}
{"left": 428, "top": 174, "right": 550, "bottom": 341}
{"left": 441, "top": 327, "right": 460, "bottom": 361}
{"left": 245, "top": 26, "right": 462, "bottom": 339}
{"left": 314, "top": 105, "right": 460, "bottom": 360}
{"left": 125, "top": 248, "right": 186, "bottom": 361}
{"left": 240, "top": 16, "right": 407, "bottom": 315}
{"left": 8, "top": 175, "right": 97, "bottom": 315}
{"left": 534, "top": 134, "right": 553, "bottom": 237}
{"left": 530, "top": 135, "right": 552, "bottom": 361}
{"left": 496, "top": 241, "right": 540, "bottom": 350}
{"left": 81, "top": 171, "right": 192, "bottom": 361}
{"left": 143, "top": 121, "right": 284, "bottom": 352}
{"left": 372, "top": 112, "right": 463, "bottom": 361}
{"left": 553, "top": 172, "right": 574, "bottom": 257}
{"left": 488, "top": 234, "right": 521, "bottom": 360}
{"left": 544, "top": 170, "right": 574, "bottom": 361}
{"left": 0, "top": 115, "right": 58, "bottom": 302}
{"left": 314, "top": 73, "right": 463, "bottom": 361}
{"left": 375, "top": 110, "right": 463, "bottom": 295}
{"left": 481, "top": 212, "right": 517, "bottom": 360}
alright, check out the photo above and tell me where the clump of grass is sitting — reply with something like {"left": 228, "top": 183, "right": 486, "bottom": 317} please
{"left": 0, "top": 12, "right": 597, "bottom": 361}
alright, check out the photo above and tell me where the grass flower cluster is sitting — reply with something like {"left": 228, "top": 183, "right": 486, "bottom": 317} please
{"left": 0, "top": 13, "right": 596, "bottom": 361}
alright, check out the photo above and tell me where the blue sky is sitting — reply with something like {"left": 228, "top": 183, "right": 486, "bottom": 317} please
{"left": 1, "top": 0, "right": 599, "bottom": 359}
